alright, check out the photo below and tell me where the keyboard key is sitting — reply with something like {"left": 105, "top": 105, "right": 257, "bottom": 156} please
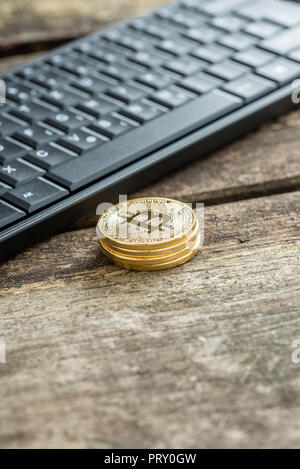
{"left": 211, "top": 15, "right": 249, "bottom": 32}
{"left": 150, "top": 87, "right": 192, "bottom": 108}
{"left": 102, "top": 28, "right": 125, "bottom": 43}
{"left": 289, "top": 48, "right": 300, "bottom": 63}
{"left": 56, "top": 58, "right": 92, "bottom": 76}
{"left": 257, "top": 58, "right": 300, "bottom": 85}
{"left": 29, "top": 70, "right": 67, "bottom": 90}
{"left": 6, "top": 82, "right": 39, "bottom": 103}
{"left": 0, "top": 159, "right": 44, "bottom": 187}
{"left": 4, "top": 177, "right": 68, "bottom": 213}
{"left": 218, "top": 32, "right": 257, "bottom": 51}
{"left": 71, "top": 76, "right": 109, "bottom": 94}
{"left": 120, "top": 35, "right": 148, "bottom": 53}
{"left": 175, "top": 8, "right": 207, "bottom": 25}
{"left": 200, "top": 0, "right": 248, "bottom": 15}
{"left": 10, "top": 102, "right": 53, "bottom": 123}
{"left": 0, "top": 199, "right": 25, "bottom": 229}
{"left": 89, "top": 116, "right": 136, "bottom": 138}
{"left": 74, "top": 41, "right": 94, "bottom": 54}
{"left": 45, "top": 111, "right": 90, "bottom": 132}
{"left": 180, "top": 0, "right": 206, "bottom": 9}
{"left": 0, "top": 139, "right": 25, "bottom": 163}
{"left": 100, "top": 63, "right": 138, "bottom": 81}
{"left": 15, "top": 65, "right": 40, "bottom": 80}
{"left": 25, "top": 144, "right": 75, "bottom": 170}
{"left": 0, "top": 182, "right": 11, "bottom": 197}
{"left": 0, "top": 116, "right": 24, "bottom": 137}
{"left": 45, "top": 54, "right": 66, "bottom": 66}
{"left": 243, "top": 20, "right": 282, "bottom": 39}
{"left": 207, "top": 60, "right": 249, "bottom": 81}
{"left": 120, "top": 101, "right": 163, "bottom": 123}
{"left": 106, "top": 84, "right": 146, "bottom": 104}
{"left": 261, "top": 25, "right": 300, "bottom": 55}
{"left": 148, "top": 22, "right": 175, "bottom": 39}
{"left": 238, "top": 0, "right": 300, "bottom": 27}
{"left": 100, "top": 40, "right": 133, "bottom": 57}
{"left": 179, "top": 72, "right": 223, "bottom": 94}
{"left": 156, "top": 6, "right": 205, "bottom": 29}
{"left": 129, "top": 51, "right": 164, "bottom": 68}
{"left": 234, "top": 48, "right": 275, "bottom": 68}
{"left": 13, "top": 125, "right": 58, "bottom": 148}
{"left": 184, "top": 26, "right": 222, "bottom": 44}
{"left": 76, "top": 97, "right": 119, "bottom": 118}
{"left": 106, "top": 33, "right": 148, "bottom": 52}
{"left": 87, "top": 47, "right": 123, "bottom": 65}
{"left": 135, "top": 72, "right": 172, "bottom": 90}
{"left": 42, "top": 89, "right": 86, "bottom": 108}
{"left": 130, "top": 19, "right": 171, "bottom": 40}
{"left": 58, "top": 129, "right": 106, "bottom": 153}
{"left": 223, "top": 74, "right": 276, "bottom": 102}
{"left": 163, "top": 58, "right": 202, "bottom": 76}
{"left": 49, "top": 90, "right": 242, "bottom": 191}
{"left": 157, "top": 38, "right": 193, "bottom": 56}
{"left": 191, "top": 44, "right": 231, "bottom": 63}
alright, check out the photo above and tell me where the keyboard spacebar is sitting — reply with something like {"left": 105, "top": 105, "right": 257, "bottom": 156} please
{"left": 49, "top": 90, "right": 242, "bottom": 191}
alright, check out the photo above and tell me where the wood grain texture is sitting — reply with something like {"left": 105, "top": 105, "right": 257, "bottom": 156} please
{"left": 135, "top": 110, "right": 300, "bottom": 204}
{"left": 0, "top": 192, "right": 300, "bottom": 449}
{"left": 1, "top": 0, "right": 300, "bottom": 450}
{"left": 0, "top": 0, "right": 166, "bottom": 53}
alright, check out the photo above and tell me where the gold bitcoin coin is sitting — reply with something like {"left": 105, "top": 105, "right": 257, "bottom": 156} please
{"left": 100, "top": 219, "right": 200, "bottom": 258}
{"left": 97, "top": 197, "right": 197, "bottom": 250}
{"left": 100, "top": 233, "right": 201, "bottom": 272}
{"left": 100, "top": 231, "right": 199, "bottom": 266}
{"left": 97, "top": 197, "right": 201, "bottom": 271}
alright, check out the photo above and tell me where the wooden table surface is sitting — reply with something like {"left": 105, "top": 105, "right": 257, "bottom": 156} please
{"left": 1, "top": 0, "right": 300, "bottom": 449}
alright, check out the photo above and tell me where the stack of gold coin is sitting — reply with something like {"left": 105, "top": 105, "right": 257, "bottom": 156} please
{"left": 97, "top": 197, "right": 201, "bottom": 271}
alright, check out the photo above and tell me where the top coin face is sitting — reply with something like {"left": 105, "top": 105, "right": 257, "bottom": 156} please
{"left": 97, "top": 198, "right": 196, "bottom": 247}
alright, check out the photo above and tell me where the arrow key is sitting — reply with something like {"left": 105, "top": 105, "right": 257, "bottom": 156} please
{"left": 4, "top": 177, "right": 68, "bottom": 213}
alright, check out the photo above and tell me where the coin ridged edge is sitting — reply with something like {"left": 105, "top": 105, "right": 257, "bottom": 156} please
{"left": 100, "top": 233, "right": 201, "bottom": 271}
{"left": 100, "top": 219, "right": 200, "bottom": 258}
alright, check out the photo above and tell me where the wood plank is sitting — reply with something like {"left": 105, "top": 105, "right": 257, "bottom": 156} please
{"left": 0, "top": 191, "right": 299, "bottom": 448}
{"left": 134, "top": 110, "right": 300, "bottom": 204}
{"left": 0, "top": 0, "right": 166, "bottom": 53}
{"left": 0, "top": 52, "right": 43, "bottom": 73}
{"left": 1, "top": 0, "right": 300, "bottom": 451}
{"left": 1, "top": 191, "right": 299, "bottom": 288}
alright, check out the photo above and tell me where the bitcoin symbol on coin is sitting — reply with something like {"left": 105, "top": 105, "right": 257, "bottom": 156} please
{"left": 119, "top": 209, "right": 172, "bottom": 234}
{"left": 97, "top": 198, "right": 201, "bottom": 271}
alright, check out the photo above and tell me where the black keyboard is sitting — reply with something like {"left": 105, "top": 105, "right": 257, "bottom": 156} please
{"left": 1, "top": 0, "right": 300, "bottom": 261}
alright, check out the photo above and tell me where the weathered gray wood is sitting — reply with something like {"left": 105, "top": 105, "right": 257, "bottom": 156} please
{"left": 0, "top": 0, "right": 166, "bottom": 53}
{"left": 1, "top": 0, "right": 300, "bottom": 450}
{"left": 0, "top": 192, "right": 300, "bottom": 449}
{"left": 135, "top": 110, "right": 300, "bottom": 204}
